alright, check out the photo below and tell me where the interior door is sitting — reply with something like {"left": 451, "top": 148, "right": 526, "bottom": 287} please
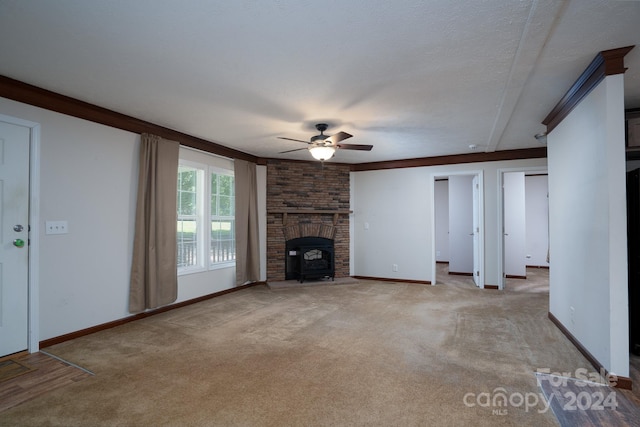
{"left": 503, "top": 172, "right": 526, "bottom": 278}
{"left": 0, "top": 120, "right": 30, "bottom": 357}
{"left": 472, "top": 175, "right": 479, "bottom": 287}
{"left": 448, "top": 175, "right": 474, "bottom": 275}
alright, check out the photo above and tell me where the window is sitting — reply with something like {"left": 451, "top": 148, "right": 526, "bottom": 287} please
{"left": 210, "top": 171, "right": 235, "bottom": 265}
{"left": 177, "top": 164, "right": 204, "bottom": 271}
{"left": 177, "top": 161, "right": 235, "bottom": 274}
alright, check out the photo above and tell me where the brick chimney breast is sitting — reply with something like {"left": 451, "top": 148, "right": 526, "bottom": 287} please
{"left": 266, "top": 160, "right": 350, "bottom": 281}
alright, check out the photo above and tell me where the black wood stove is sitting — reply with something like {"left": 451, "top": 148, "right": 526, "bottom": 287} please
{"left": 285, "top": 236, "right": 335, "bottom": 283}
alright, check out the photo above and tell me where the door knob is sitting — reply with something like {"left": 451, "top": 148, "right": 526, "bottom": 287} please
{"left": 13, "top": 224, "right": 24, "bottom": 232}
{"left": 13, "top": 239, "right": 25, "bottom": 248}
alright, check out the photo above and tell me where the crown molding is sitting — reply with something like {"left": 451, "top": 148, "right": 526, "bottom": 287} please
{"left": 542, "top": 46, "right": 635, "bottom": 133}
{"left": 349, "top": 147, "right": 547, "bottom": 172}
{"left": 0, "top": 75, "right": 548, "bottom": 169}
{"left": 0, "top": 75, "right": 258, "bottom": 163}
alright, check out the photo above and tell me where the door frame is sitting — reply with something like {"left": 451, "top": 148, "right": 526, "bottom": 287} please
{"left": 472, "top": 175, "right": 480, "bottom": 287}
{"left": 430, "top": 170, "right": 484, "bottom": 288}
{"left": 0, "top": 114, "right": 40, "bottom": 353}
{"left": 497, "top": 166, "right": 548, "bottom": 290}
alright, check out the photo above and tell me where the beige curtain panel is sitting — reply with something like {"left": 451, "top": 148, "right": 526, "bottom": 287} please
{"left": 234, "top": 159, "right": 260, "bottom": 285}
{"left": 129, "top": 133, "right": 180, "bottom": 313}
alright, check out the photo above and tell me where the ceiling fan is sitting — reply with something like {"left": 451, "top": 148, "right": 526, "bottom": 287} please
{"left": 278, "top": 123, "right": 373, "bottom": 161}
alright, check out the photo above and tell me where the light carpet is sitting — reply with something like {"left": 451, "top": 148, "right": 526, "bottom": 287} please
{"left": 0, "top": 279, "right": 625, "bottom": 426}
{"left": 267, "top": 277, "right": 359, "bottom": 289}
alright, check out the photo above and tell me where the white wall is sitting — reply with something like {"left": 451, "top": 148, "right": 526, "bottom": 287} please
{"left": 448, "top": 175, "right": 473, "bottom": 273}
{"left": 351, "top": 167, "right": 430, "bottom": 280}
{"left": 0, "top": 98, "right": 140, "bottom": 341}
{"left": 0, "top": 97, "right": 267, "bottom": 342}
{"left": 525, "top": 175, "right": 549, "bottom": 267}
{"left": 504, "top": 172, "right": 526, "bottom": 277}
{"left": 434, "top": 180, "right": 449, "bottom": 262}
{"left": 547, "top": 75, "right": 629, "bottom": 377}
{"left": 351, "top": 157, "right": 547, "bottom": 285}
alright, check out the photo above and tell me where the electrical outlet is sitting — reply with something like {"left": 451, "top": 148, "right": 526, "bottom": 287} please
{"left": 436, "top": 251, "right": 441, "bottom": 257}
{"left": 570, "top": 306, "right": 575, "bottom": 324}
{"left": 392, "top": 264, "right": 398, "bottom": 272}
{"left": 45, "top": 220, "right": 68, "bottom": 235}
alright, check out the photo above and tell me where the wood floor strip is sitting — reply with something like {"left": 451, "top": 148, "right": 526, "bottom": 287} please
{"left": 0, "top": 352, "right": 92, "bottom": 412}
{"left": 631, "top": 353, "right": 640, "bottom": 402}
{"left": 537, "top": 373, "right": 640, "bottom": 426}
{"left": 0, "top": 360, "right": 35, "bottom": 382}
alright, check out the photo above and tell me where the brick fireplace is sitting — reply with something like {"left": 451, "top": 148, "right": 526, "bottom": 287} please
{"left": 266, "top": 160, "right": 350, "bottom": 281}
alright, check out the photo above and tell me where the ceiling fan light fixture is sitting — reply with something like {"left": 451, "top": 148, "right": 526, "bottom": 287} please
{"left": 278, "top": 123, "right": 369, "bottom": 159}
{"left": 309, "top": 145, "right": 335, "bottom": 161}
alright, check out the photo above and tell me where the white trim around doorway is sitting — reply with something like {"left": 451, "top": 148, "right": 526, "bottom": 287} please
{"left": 497, "top": 166, "right": 548, "bottom": 290}
{"left": 0, "top": 113, "right": 41, "bottom": 353}
{"left": 430, "top": 170, "right": 484, "bottom": 288}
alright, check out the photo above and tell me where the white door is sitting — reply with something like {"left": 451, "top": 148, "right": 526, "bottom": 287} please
{"left": 503, "top": 172, "right": 527, "bottom": 278}
{"left": 0, "top": 120, "right": 30, "bottom": 356}
{"left": 448, "top": 175, "right": 474, "bottom": 274}
{"left": 472, "top": 175, "right": 480, "bottom": 287}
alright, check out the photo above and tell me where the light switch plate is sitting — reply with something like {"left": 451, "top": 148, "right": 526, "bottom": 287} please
{"left": 45, "top": 220, "right": 68, "bottom": 235}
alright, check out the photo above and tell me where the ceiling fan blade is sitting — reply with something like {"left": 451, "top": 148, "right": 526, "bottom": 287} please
{"left": 277, "top": 136, "right": 311, "bottom": 144}
{"left": 336, "top": 143, "right": 373, "bottom": 151}
{"left": 325, "top": 131, "right": 352, "bottom": 144}
{"left": 279, "top": 147, "right": 309, "bottom": 154}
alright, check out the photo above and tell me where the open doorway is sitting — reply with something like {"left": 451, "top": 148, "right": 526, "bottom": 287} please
{"left": 432, "top": 171, "right": 484, "bottom": 288}
{"left": 498, "top": 168, "right": 549, "bottom": 292}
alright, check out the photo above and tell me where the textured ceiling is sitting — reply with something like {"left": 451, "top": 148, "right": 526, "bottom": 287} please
{"left": 1, "top": 0, "right": 639, "bottom": 163}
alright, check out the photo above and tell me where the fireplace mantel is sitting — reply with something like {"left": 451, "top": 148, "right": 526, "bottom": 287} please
{"left": 269, "top": 209, "right": 352, "bottom": 226}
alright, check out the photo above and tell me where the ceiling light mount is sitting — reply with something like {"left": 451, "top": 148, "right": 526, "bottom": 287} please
{"left": 315, "top": 123, "right": 328, "bottom": 133}
{"left": 310, "top": 124, "right": 328, "bottom": 144}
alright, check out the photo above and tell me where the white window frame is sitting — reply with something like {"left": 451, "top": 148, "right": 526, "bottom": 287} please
{"left": 177, "top": 160, "right": 235, "bottom": 276}
{"left": 209, "top": 166, "right": 236, "bottom": 270}
{"left": 177, "top": 160, "right": 207, "bottom": 275}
